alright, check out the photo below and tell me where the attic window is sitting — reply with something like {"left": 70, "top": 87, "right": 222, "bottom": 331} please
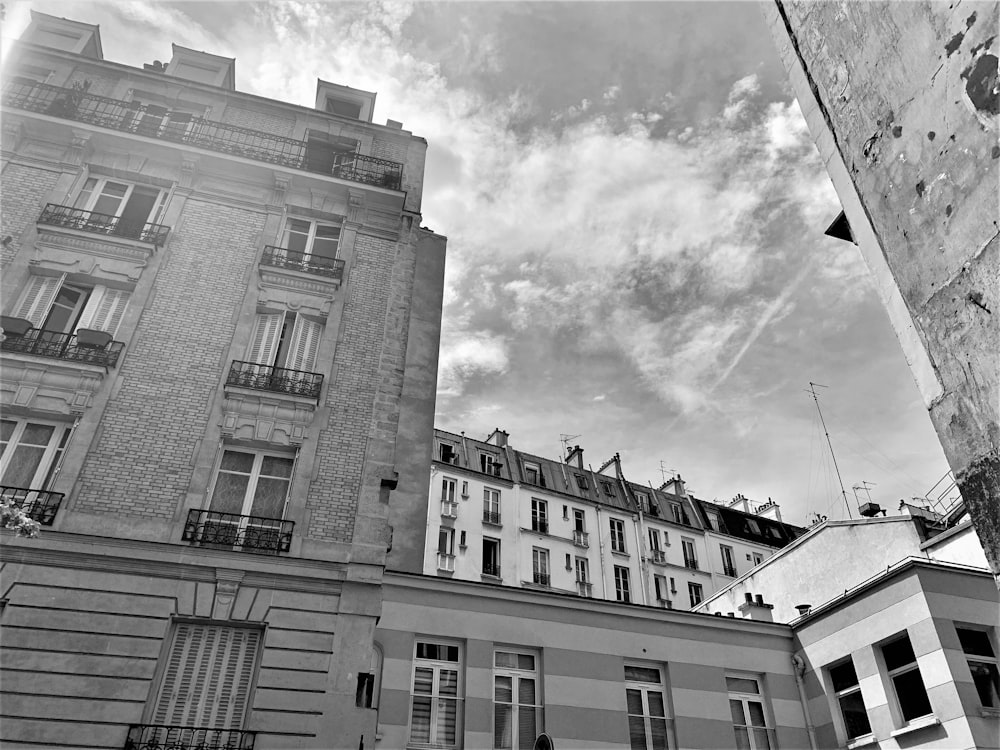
{"left": 326, "top": 98, "right": 362, "bottom": 119}
{"left": 575, "top": 475, "right": 589, "bottom": 490}
{"left": 744, "top": 518, "right": 761, "bottom": 534}
{"left": 601, "top": 481, "right": 616, "bottom": 498}
{"left": 438, "top": 443, "right": 458, "bottom": 464}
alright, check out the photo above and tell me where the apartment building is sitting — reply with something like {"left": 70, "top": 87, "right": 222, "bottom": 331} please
{"left": 0, "top": 12, "right": 444, "bottom": 749}
{"left": 426, "top": 428, "right": 806, "bottom": 610}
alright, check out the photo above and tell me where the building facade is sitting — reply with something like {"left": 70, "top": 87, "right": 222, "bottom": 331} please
{"left": 425, "top": 428, "right": 806, "bottom": 610}
{"left": 0, "top": 12, "right": 444, "bottom": 749}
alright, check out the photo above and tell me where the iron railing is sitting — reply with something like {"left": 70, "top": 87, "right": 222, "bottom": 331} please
{"left": 572, "top": 529, "right": 589, "bottom": 547}
{"left": 483, "top": 563, "right": 501, "bottom": 578}
{"left": 1, "top": 327, "right": 124, "bottom": 368}
{"left": 260, "top": 245, "right": 345, "bottom": 280}
{"left": 4, "top": 80, "right": 404, "bottom": 190}
{"left": 182, "top": 509, "right": 294, "bottom": 554}
{"left": 226, "top": 360, "right": 323, "bottom": 400}
{"left": 684, "top": 558, "right": 700, "bottom": 570}
{"left": 722, "top": 564, "right": 738, "bottom": 577}
{"left": 483, "top": 510, "right": 502, "bottom": 525}
{"left": 533, "top": 572, "right": 551, "bottom": 587}
{"left": 0, "top": 486, "right": 64, "bottom": 525}
{"left": 124, "top": 724, "right": 256, "bottom": 750}
{"left": 651, "top": 549, "right": 667, "bottom": 565}
{"left": 39, "top": 203, "right": 170, "bottom": 246}
{"left": 531, "top": 519, "right": 548, "bottom": 534}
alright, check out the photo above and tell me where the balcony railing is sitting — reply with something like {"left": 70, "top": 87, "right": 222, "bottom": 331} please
{"left": 4, "top": 80, "right": 404, "bottom": 191}
{"left": 441, "top": 500, "right": 458, "bottom": 518}
{"left": 226, "top": 360, "right": 323, "bottom": 400}
{"left": 0, "top": 327, "right": 124, "bottom": 368}
{"left": 39, "top": 203, "right": 170, "bottom": 246}
{"left": 483, "top": 510, "right": 502, "bottom": 525}
{"left": 684, "top": 558, "right": 700, "bottom": 570}
{"left": 651, "top": 549, "right": 667, "bottom": 565}
{"left": 531, "top": 519, "right": 549, "bottom": 534}
{"left": 182, "top": 509, "right": 294, "bottom": 554}
{"left": 124, "top": 724, "right": 255, "bottom": 750}
{"left": 533, "top": 572, "right": 551, "bottom": 587}
{"left": 483, "top": 563, "right": 500, "bottom": 578}
{"left": 572, "top": 529, "right": 589, "bottom": 547}
{"left": 576, "top": 580, "right": 593, "bottom": 598}
{"left": 260, "top": 245, "right": 345, "bottom": 280}
{"left": 437, "top": 553, "right": 455, "bottom": 572}
{"left": 722, "top": 564, "right": 738, "bottom": 577}
{"left": 0, "top": 486, "right": 64, "bottom": 525}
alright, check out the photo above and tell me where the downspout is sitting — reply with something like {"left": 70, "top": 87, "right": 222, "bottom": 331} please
{"left": 593, "top": 488, "right": 610, "bottom": 600}
{"left": 632, "top": 508, "right": 649, "bottom": 604}
{"left": 792, "top": 653, "right": 819, "bottom": 750}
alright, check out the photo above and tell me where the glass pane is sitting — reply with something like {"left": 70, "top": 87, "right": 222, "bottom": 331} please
{"left": 413, "top": 666, "right": 433, "bottom": 695}
{"left": 625, "top": 666, "right": 662, "bottom": 684}
{"left": 495, "top": 652, "right": 516, "bottom": 668}
{"left": 893, "top": 669, "right": 932, "bottom": 720}
{"left": 74, "top": 177, "right": 97, "bottom": 209}
{"left": 436, "top": 697, "right": 456, "bottom": 744}
{"left": 439, "top": 669, "right": 458, "bottom": 697}
{"left": 627, "top": 688, "right": 644, "bottom": 715}
{"left": 840, "top": 691, "right": 872, "bottom": 738}
{"left": 882, "top": 636, "right": 916, "bottom": 671}
{"left": 517, "top": 653, "right": 535, "bottom": 670}
{"left": 830, "top": 661, "right": 860, "bottom": 692}
{"left": 92, "top": 182, "right": 129, "bottom": 215}
{"left": 747, "top": 701, "right": 767, "bottom": 727}
{"left": 284, "top": 219, "right": 310, "bottom": 253}
{"left": 648, "top": 691, "right": 666, "bottom": 718}
{"left": 445, "top": 645, "right": 459, "bottom": 662}
{"left": 730, "top": 699, "right": 746, "bottom": 726}
{"left": 219, "top": 450, "right": 254, "bottom": 473}
{"left": 260, "top": 455, "right": 294, "bottom": 478}
{"left": 517, "top": 704, "right": 537, "bottom": 749}
{"left": 495, "top": 675, "right": 513, "bottom": 703}
{"left": 970, "top": 662, "right": 1000, "bottom": 707}
{"left": 410, "top": 695, "right": 431, "bottom": 742}
{"left": 752, "top": 728, "right": 773, "bottom": 750}
{"left": 1, "top": 419, "right": 15, "bottom": 446}
{"left": 628, "top": 715, "right": 649, "bottom": 750}
{"left": 494, "top": 702, "right": 512, "bottom": 749}
{"left": 650, "top": 717, "right": 669, "bottom": 750}
{"left": 518, "top": 677, "right": 536, "bottom": 705}
{"left": 209, "top": 472, "right": 250, "bottom": 513}
{"left": 19, "top": 424, "right": 55, "bottom": 446}
{"left": 2, "top": 445, "right": 45, "bottom": 487}
{"left": 733, "top": 726, "right": 751, "bottom": 750}
{"left": 249, "top": 476, "right": 289, "bottom": 518}
{"left": 727, "top": 676, "right": 760, "bottom": 694}
{"left": 957, "top": 629, "right": 995, "bottom": 657}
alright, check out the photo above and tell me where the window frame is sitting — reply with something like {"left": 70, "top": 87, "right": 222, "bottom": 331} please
{"left": 624, "top": 663, "right": 673, "bottom": 750}
{"left": 955, "top": 626, "right": 1000, "bottom": 709}
{"left": 484, "top": 487, "right": 502, "bottom": 520}
{"left": 281, "top": 216, "right": 342, "bottom": 262}
{"left": 880, "top": 633, "right": 934, "bottom": 725}
{"left": 827, "top": 657, "right": 872, "bottom": 740}
{"left": 726, "top": 673, "right": 775, "bottom": 750}
{"left": 207, "top": 447, "right": 295, "bottom": 521}
{"left": 409, "top": 640, "right": 463, "bottom": 748}
{"left": 483, "top": 536, "right": 501, "bottom": 578}
{"left": 532, "top": 547, "right": 550, "bottom": 586}
{"left": 73, "top": 176, "right": 167, "bottom": 227}
{"left": 493, "top": 649, "right": 543, "bottom": 750}
{"left": 0, "top": 417, "right": 71, "bottom": 490}
{"left": 531, "top": 498, "right": 548, "bottom": 533}
{"left": 614, "top": 565, "right": 631, "bottom": 603}
{"left": 610, "top": 517, "right": 627, "bottom": 554}
{"left": 687, "top": 582, "right": 703, "bottom": 608}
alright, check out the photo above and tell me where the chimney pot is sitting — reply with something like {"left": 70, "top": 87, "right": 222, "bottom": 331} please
{"left": 745, "top": 593, "right": 754, "bottom": 604}
{"left": 755, "top": 594, "right": 765, "bottom": 606}
{"left": 795, "top": 604, "right": 812, "bottom": 616}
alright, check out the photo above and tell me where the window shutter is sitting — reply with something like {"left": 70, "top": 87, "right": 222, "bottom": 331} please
{"left": 76, "top": 286, "right": 131, "bottom": 336}
{"left": 153, "top": 623, "right": 261, "bottom": 729}
{"left": 14, "top": 274, "right": 65, "bottom": 327}
{"left": 245, "top": 313, "right": 284, "bottom": 365}
{"left": 286, "top": 316, "right": 322, "bottom": 372}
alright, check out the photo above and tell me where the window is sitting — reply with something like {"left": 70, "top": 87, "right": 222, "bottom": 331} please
{"left": 441, "top": 478, "right": 457, "bottom": 503}
{"left": 523, "top": 462, "right": 543, "bottom": 486}
{"left": 610, "top": 518, "right": 627, "bottom": 554}
{"left": 73, "top": 176, "right": 167, "bottom": 235}
{"left": 635, "top": 491, "right": 650, "bottom": 512}
{"left": 150, "top": 622, "right": 260, "bottom": 738}
{"left": 12, "top": 274, "right": 131, "bottom": 336}
{"left": 532, "top": 548, "right": 550, "bottom": 586}
{"left": 744, "top": 518, "right": 761, "bottom": 535}
{"left": 601, "top": 480, "right": 616, "bottom": 497}
{"left": 648, "top": 528, "right": 661, "bottom": 552}
{"left": 687, "top": 582, "right": 703, "bottom": 608}
{"left": 410, "top": 641, "right": 462, "bottom": 747}
{"left": 209, "top": 449, "right": 293, "bottom": 521}
{"left": 721, "top": 546, "right": 737, "bottom": 577}
{"left": 614, "top": 565, "right": 631, "bottom": 603}
{"left": 829, "top": 658, "right": 871, "bottom": 739}
{"left": 281, "top": 217, "right": 341, "bottom": 264}
{"left": 326, "top": 97, "right": 363, "bottom": 119}
{"left": 480, "top": 452, "right": 501, "bottom": 476}
{"left": 573, "top": 509, "right": 586, "bottom": 532}
{"left": 957, "top": 627, "right": 999, "bottom": 708}
{"left": 245, "top": 312, "right": 323, "bottom": 373}
{"left": 304, "top": 131, "right": 358, "bottom": 174}
{"left": 483, "top": 537, "right": 501, "bottom": 577}
{"left": 531, "top": 498, "right": 548, "bottom": 534}
{"left": 752, "top": 552, "right": 763, "bottom": 566}
{"left": 437, "top": 528, "right": 455, "bottom": 571}
{"left": 727, "top": 675, "right": 774, "bottom": 750}
{"left": 575, "top": 557, "right": 589, "bottom": 583}
{"left": 439, "top": 443, "right": 457, "bottom": 464}
{"left": 459, "top": 530, "right": 467, "bottom": 547}
{"left": 881, "top": 633, "right": 932, "bottom": 723}
{"left": 484, "top": 488, "right": 501, "bottom": 524}
{"left": 575, "top": 474, "right": 589, "bottom": 490}
{"left": 669, "top": 502, "right": 687, "bottom": 525}
{"left": 625, "top": 664, "right": 671, "bottom": 750}
{"left": 681, "top": 539, "right": 698, "bottom": 569}
{"left": 0, "top": 418, "right": 71, "bottom": 489}
{"left": 653, "top": 575, "right": 669, "bottom": 604}
{"left": 494, "top": 651, "right": 542, "bottom": 749}
{"left": 564, "top": 553, "right": 572, "bottom": 570}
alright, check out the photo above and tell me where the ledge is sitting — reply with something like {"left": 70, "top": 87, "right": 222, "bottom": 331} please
{"left": 888, "top": 715, "right": 940, "bottom": 739}
{"left": 980, "top": 707, "right": 1000, "bottom": 718}
{"left": 36, "top": 222, "right": 158, "bottom": 261}
{"left": 611, "top": 550, "right": 630, "bottom": 559}
{"left": 846, "top": 732, "right": 877, "bottom": 749}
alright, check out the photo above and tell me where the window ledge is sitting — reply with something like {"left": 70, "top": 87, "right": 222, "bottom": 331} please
{"left": 846, "top": 733, "right": 878, "bottom": 749}
{"left": 611, "top": 550, "right": 630, "bottom": 558}
{"left": 480, "top": 574, "right": 502, "bottom": 584}
{"left": 980, "top": 707, "right": 1000, "bottom": 718}
{"left": 889, "top": 715, "right": 940, "bottom": 739}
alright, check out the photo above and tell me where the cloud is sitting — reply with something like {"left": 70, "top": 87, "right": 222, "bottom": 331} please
{"left": 437, "top": 332, "right": 509, "bottom": 398}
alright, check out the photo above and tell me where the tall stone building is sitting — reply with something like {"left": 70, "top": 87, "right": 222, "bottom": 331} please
{"left": 761, "top": 2, "right": 1000, "bottom": 574}
{"left": 0, "top": 11, "right": 443, "bottom": 749}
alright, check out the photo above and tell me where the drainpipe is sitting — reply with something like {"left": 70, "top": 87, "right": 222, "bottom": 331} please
{"left": 595, "top": 504, "right": 610, "bottom": 600}
{"left": 792, "top": 653, "right": 818, "bottom": 750}
{"left": 632, "top": 510, "right": 649, "bottom": 605}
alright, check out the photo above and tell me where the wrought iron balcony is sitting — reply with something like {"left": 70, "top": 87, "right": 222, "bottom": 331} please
{"left": 483, "top": 563, "right": 501, "bottom": 578}
{"left": 684, "top": 558, "right": 700, "bottom": 570}
{"left": 533, "top": 572, "right": 551, "bottom": 587}
{"left": 0, "top": 326, "right": 124, "bottom": 368}
{"left": 260, "top": 245, "right": 345, "bottom": 280}
{"left": 531, "top": 519, "right": 549, "bottom": 534}
{"left": 722, "top": 564, "right": 738, "bottom": 577}
{"left": 4, "top": 80, "right": 404, "bottom": 190}
{"left": 572, "top": 529, "right": 589, "bottom": 547}
{"left": 182, "top": 509, "right": 293, "bottom": 554}
{"left": 39, "top": 203, "right": 169, "bottom": 246}
{"left": 226, "top": 360, "right": 323, "bottom": 400}
{"left": 124, "top": 724, "right": 255, "bottom": 750}
{"left": 576, "top": 580, "right": 593, "bottom": 598}
{"left": 483, "top": 510, "right": 502, "bottom": 525}
{"left": 0, "top": 486, "right": 64, "bottom": 525}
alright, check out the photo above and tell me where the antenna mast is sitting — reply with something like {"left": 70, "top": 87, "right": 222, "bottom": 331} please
{"left": 659, "top": 461, "right": 675, "bottom": 485}
{"left": 806, "top": 382, "right": 852, "bottom": 519}
{"left": 560, "top": 433, "right": 581, "bottom": 458}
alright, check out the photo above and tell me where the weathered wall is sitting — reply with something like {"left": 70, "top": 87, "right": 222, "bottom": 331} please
{"left": 764, "top": 1, "right": 1000, "bottom": 574}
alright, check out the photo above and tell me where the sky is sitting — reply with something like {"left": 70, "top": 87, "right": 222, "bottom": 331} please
{"left": 4, "top": 1, "right": 956, "bottom": 525}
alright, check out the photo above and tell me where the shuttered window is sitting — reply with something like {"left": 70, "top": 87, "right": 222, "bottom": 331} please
{"left": 13, "top": 274, "right": 65, "bottom": 327}
{"left": 153, "top": 623, "right": 261, "bottom": 729}
{"left": 76, "top": 287, "right": 131, "bottom": 336}
{"left": 11, "top": 274, "right": 130, "bottom": 336}
{"left": 246, "top": 313, "right": 284, "bottom": 365}
{"left": 246, "top": 313, "right": 323, "bottom": 372}
{"left": 285, "top": 317, "right": 322, "bottom": 372}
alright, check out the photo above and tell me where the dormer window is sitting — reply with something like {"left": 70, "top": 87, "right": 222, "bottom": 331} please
{"left": 479, "top": 452, "right": 501, "bottom": 476}
{"left": 523, "top": 462, "right": 543, "bottom": 487}
{"left": 315, "top": 80, "right": 376, "bottom": 123}
{"left": 601, "top": 481, "right": 616, "bottom": 498}
{"left": 438, "top": 443, "right": 458, "bottom": 465}
{"left": 325, "top": 98, "right": 362, "bottom": 119}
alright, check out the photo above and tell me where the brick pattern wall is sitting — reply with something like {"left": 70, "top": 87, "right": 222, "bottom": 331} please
{"left": 371, "top": 135, "right": 407, "bottom": 164}
{"left": 306, "top": 232, "right": 401, "bottom": 542}
{"left": 0, "top": 163, "right": 59, "bottom": 270}
{"left": 220, "top": 104, "right": 296, "bottom": 138}
{"left": 67, "top": 69, "right": 118, "bottom": 98}
{"left": 74, "top": 200, "right": 265, "bottom": 518}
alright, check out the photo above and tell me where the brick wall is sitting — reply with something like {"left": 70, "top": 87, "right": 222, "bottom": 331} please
{"left": 220, "top": 104, "right": 296, "bottom": 138}
{"left": 74, "top": 199, "right": 265, "bottom": 518}
{"left": 370, "top": 135, "right": 407, "bottom": 164}
{"left": 0, "top": 163, "right": 60, "bottom": 270}
{"left": 67, "top": 69, "right": 118, "bottom": 98}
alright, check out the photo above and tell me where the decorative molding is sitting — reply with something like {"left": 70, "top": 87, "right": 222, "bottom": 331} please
{"left": 347, "top": 189, "right": 366, "bottom": 225}
{"left": 272, "top": 175, "right": 291, "bottom": 206}
{"left": 2, "top": 120, "right": 25, "bottom": 153}
{"left": 221, "top": 391, "right": 317, "bottom": 446}
{"left": 258, "top": 266, "right": 339, "bottom": 299}
{"left": 213, "top": 568, "right": 245, "bottom": 620}
{"left": 65, "top": 129, "right": 92, "bottom": 166}
{"left": 1, "top": 358, "right": 106, "bottom": 415}
{"left": 36, "top": 225, "right": 154, "bottom": 265}
{"left": 179, "top": 155, "right": 199, "bottom": 189}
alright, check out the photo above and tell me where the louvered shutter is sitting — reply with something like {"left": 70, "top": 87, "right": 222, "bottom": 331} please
{"left": 76, "top": 286, "right": 131, "bottom": 336}
{"left": 153, "top": 623, "right": 261, "bottom": 729}
{"left": 245, "top": 313, "right": 283, "bottom": 365}
{"left": 285, "top": 316, "right": 322, "bottom": 372}
{"left": 13, "top": 274, "right": 65, "bottom": 327}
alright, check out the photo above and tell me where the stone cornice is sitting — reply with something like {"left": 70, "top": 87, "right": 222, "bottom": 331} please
{"left": 35, "top": 225, "right": 154, "bottom": 264}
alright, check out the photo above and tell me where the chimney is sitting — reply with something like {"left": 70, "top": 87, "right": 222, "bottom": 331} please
{"left": 486, "top": 428, "right": 508, "bottom": 448}
{"left": 795, "top": 604, "right": 812, "bottom": 617}
{"left": 754, "top": 497, "right": 783, "bottom": 523}
{"left": 728, "top": 493, "right": 752, "bottom": 513}
{"left": 661, "top": 474, "right": 686, "bottom": 497}
{"left": 738, "top": 592, "right": 775, "bottom": 623}
{"left": 565, "top": 445, "right": 584, "bottom": 469}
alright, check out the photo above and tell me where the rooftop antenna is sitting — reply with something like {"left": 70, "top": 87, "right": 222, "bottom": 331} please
{"left": 659, "top": 461, "right": 676, "bottom": 484}
{"left": 806, "top": 382, "right": 852, "bottom": 519}
{"left": 560, "top": 433, "right": 582, "bottom": 457}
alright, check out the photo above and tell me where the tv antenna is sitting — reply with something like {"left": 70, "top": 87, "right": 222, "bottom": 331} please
{"left": 560, "top": 433, "right": 582, "bottom": 457}
{"left": 851, "top": 480, "right": 876, "bottom": 507}
{"left": 659, "top": 461, "right": 676, "bottom": 484}
{"left": 805, "top": 382, "right": 852, "bottom": 519}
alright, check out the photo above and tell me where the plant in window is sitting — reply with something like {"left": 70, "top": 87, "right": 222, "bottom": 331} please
{"left": 1, "top": 497, "right": 42, "bottom": 537}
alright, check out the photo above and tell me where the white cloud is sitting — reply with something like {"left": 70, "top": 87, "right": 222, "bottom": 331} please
{"left": 437, "top": 333, "right": 510, "bottom": 398}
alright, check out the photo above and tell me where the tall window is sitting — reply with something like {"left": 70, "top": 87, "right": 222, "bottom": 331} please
{"left": 480, "top": 452, "right": 500, "bottom": 476}
{"left": 648, "top": 529, "right": 661, "bottom": 552}
{"left": 531, "top": 498, "right": 548, "bottom": 533}
{"left": 635, "top": 491, "right": 650, "bottom": 512}
{"left": 881, "top": 633, "right": 932, "bottom": 723}
{"left": 614, "top": 565, "right": 631, "bottom": 603}
{"left": 610, "top": 518, "right": 627, "bottom": 554}
{"left": 437, "top": 528, "right": 456, "bottom": 572}
{"left": 245, "top": 312, "right": 323, "bottom": 373}
{"left": 653, "top": 575, "right": 669, "bottom": 605}
{"left": 625, "top": 664, "right": 671, "bottom": 750}
{"left": 532, "top": 548, "right": 550, "bottom": 586}
{"left": 494, "top": 651, "right": 542, "bottom": 750}
{"left": 483, "top": 537, "right": 501, "bottom": 577}
{"left": 669, "top": 502, "right": 687, "bottom": 525}
{"left": 957, "top": 627, "right": 999, "bottom": 708}
{"left": 601, "top": 480, "right": 616, "bottom": 497}
{"left": 282, "top": 217, "right": 340, "bottom": 263}
{"left": 523, "top": 462, "right": 541, "bottom": 486}
{"left": 687, "top": 582, "right": 703, "bottom": 608}
{"left": 573, "top": 509, "right": 586, "bottom": 532}
{"left": 73, "top": 176, "right": 167, "bottom": 235}
{"left": 726, "top": 675, "right": 774, "bottom": 750}
{"left": 441, "top": 478, "right": 457, "bottom": 503}
{"left": 721, "top": 545, "right": 737, "bottom": 577}
{"left": 575, "top": 557, "right": 589, "bottom": 583}
{"left": 209, "top": 450, "right": 293, "bottom": 521}
{"left": 0, "top": 418, "right": 70, "bottom": 489}
{"left": 829, "top": 658, "right": 871, "bottom": 739}
{"left": 681, "top": 539, "right": 698, "bottom": 569}
{"left": 410, "top": 641, "right": 461, "bottom": 747}
{"left": 484, "top": 488, "right": 501, "bottom": 524}
{"left": 12, "top": 274, "right": 130, "bottom": 336}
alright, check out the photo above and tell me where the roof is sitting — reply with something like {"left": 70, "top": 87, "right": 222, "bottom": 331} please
{"left": 693, "top": 498, "right": 805, "bottom": 548}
